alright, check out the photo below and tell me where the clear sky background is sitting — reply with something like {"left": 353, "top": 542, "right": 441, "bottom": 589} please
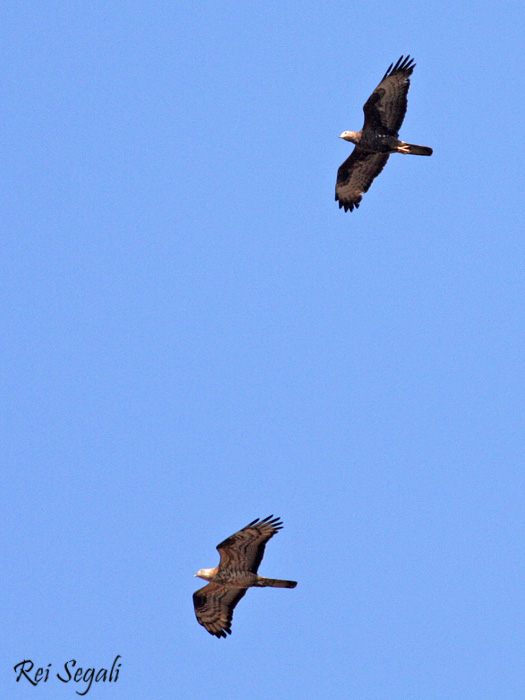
{"left": 2, "top": 1, "right": 524, "bottom": 699}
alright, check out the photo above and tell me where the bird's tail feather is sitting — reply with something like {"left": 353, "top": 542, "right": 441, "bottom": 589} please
{"left": 256, "top": 577, "right": 297, "bottom": 588}
{"left": 400, "top": 142, "right": 433, "bottom": 156}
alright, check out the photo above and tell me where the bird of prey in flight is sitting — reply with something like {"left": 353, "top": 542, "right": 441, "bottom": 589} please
{"left": 193, "top": 515, "right": 297, "bottom": 638}
{"left": 335, "top": 55, "right": 433, "bottom": 212}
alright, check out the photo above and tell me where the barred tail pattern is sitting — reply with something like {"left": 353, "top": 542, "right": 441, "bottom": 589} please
{"left": 256, "top": 577, "right": 297, "bottom": 588}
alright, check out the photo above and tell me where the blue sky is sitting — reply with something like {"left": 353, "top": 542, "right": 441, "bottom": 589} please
{"left": 2, "top": 1, "right": 524, "bottom": 698}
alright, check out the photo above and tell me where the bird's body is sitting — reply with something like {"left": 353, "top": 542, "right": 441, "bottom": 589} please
{"left": 335, "top": 56, "right": 432, "bottom": 212}
{"left": 193, "top": 516, "right": 297, "bottom": 638}
{"left": 341, "top": 130, "right": 398, "bottom": 153}
{"left": 195, "top": 567, "right": 294, "bottom": 588}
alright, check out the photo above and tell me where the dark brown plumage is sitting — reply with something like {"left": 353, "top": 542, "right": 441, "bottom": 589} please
{"left": 335, "top": 56, "right": 433, "bottom": 212}
{"left": 193, "top": 516, "right": 297, "bottom": 638}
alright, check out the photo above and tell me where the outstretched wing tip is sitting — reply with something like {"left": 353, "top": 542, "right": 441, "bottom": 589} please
{"left": 335, "top": 195, "right": 359, "bottom": 213}
{"left": 382, "top": 54, "right": 415, "bottom": 81}
{"left": 248, "top": 514, "right": 283, "bottom": 529}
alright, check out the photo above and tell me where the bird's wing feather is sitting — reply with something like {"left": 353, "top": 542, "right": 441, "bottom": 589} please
{"left": 193, "top": 583, "right": 248, "bottom": 638}
{"left": 362, "top": 55, "right": 415, "bottom": 134}
{"left": 217, "top": 515, "right": 283, "bottom": 573}
{"left": 335, "top": 150, "right": 390, "bottom": 212}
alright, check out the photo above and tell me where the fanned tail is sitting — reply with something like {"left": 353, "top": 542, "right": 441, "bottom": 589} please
{"left": 256, "top": 577, "right": 297, "bottom": 588}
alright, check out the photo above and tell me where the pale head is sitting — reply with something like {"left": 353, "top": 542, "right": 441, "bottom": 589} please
{"left": 339, "top": 130, "right": 360, "bottom": 144}
{"left": 194, "top": 567, "right": 217, "bottom": 581}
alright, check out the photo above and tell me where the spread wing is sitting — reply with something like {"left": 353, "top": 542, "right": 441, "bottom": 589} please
{"left": 335, "top": 150, "right": 390, "bottom": 212}
{"left": 193, "top": 583, "right": 247, "bottom": 638}
{"left": 362, "top": 55, "right": 415, "bottom": 134}
{"left": 216, "top": 515, "right": 283, "bottom": 573}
